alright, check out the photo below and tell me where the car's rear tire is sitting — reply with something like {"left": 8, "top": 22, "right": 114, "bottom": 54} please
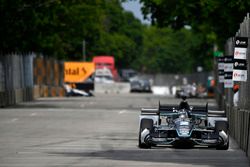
{"left": 138, "top": 118, "right": 153, "bottom": 149}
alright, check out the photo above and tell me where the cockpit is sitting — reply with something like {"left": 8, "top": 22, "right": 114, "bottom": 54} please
{"left": 179, "top": 96, "right": 190, "bottom": 110}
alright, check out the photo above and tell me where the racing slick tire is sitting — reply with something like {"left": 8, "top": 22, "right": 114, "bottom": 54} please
{"left": 216, "top": 140, "right": 229, "bottom": 150}
{"left": 215, "top": 121, "right": 229, "bottom": 150}
{"left": 138, "top": 118, "right": 153, "bottom": 149}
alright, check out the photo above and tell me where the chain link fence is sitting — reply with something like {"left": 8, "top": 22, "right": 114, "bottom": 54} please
{"left": 215, "top": 13, "right": 250, "bottom": 158}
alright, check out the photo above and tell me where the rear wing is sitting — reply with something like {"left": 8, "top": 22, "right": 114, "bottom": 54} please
{"left": 159, "top": 103, "right": 208, "bottom": 114}
{"left": 141, "top": 108, "right": 159, "bottom": 115}
{"left": 207, "top": 110, "right": 226, "bottom": 117}
{"left": 141, "top": 103, "right": 226, "bottom": 117}
{"left": 141, "top": 103, "right": 207, "bottom": 113}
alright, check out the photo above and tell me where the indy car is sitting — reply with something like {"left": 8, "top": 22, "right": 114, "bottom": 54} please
{"left": 138, "top": 97, "right": 229, "bottom": 150}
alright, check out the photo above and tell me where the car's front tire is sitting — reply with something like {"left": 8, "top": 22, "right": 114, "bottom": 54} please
{"left": 138, "top": 118, "right": 153, "bottom": 149}
{"left": 215, "top": 121, "right": 229, "bottom": 150}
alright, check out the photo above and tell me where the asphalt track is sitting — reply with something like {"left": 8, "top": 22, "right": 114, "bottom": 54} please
{"left": 0, "top": 93, "right": 249, "bottom": 167}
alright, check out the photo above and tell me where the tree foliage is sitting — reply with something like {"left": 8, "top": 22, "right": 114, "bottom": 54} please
{"left": 1, "top": 0, "right": 225, "bottom": 73}
{"left": 1, "top": 0, "right": 144, "bottom": 68}
{"left": 140, "top": 0, "right": 250, "bottom": 47}
{"left": 136, "top": 26, "right": 211, "bottom": 73}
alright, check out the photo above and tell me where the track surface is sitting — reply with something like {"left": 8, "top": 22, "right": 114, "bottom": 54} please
{"left": 0, "top": 93, "right": 249, "bottom": 167}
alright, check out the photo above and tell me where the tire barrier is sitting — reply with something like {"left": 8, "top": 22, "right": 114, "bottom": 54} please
{"left": 33, "top": 56, "right": 65, "bottom": 98}
{"left": 36, "top": 85, "right": 65, "bottom": 97}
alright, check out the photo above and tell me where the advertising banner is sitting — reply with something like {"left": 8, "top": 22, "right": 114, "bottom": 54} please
{"left": 64, "top": 62, "right": 95, "bottom": 83}
{"left": 233, "top": 37, "right": 248, "bottom": 82}
{"left": 224, "top": 56, "right": 234, "bottom": 88}
{"left": 217, "top": 56, "right": 224, "bottom": 83}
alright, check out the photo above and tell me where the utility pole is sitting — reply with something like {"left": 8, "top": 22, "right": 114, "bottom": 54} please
{"left": 82, "top": 40, "right": 86, "bottom": 61}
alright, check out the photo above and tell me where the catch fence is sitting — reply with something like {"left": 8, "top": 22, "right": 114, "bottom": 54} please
{"left": 215, "top": 13, "right": 250, "bottom": 158}
{"left": 0, "top": 54, "right": 65, "bottom": 107}
{"left": 0, "top": 54, "right": 34, "bottom": 106}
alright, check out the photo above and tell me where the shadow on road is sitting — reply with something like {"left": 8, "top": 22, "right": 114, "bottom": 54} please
{"left": 47, "top": 148, "right": 248, "bottom": 167}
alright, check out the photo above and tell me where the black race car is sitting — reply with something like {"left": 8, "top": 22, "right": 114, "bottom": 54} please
{"left": 138, "top": 97, "right": 229, "bottom": 149}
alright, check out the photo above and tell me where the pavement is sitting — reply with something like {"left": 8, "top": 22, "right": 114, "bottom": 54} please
{"left": 0, "top": 93, "right": 249, "bottom": 167}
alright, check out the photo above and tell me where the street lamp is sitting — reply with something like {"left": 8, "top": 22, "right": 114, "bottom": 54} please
{"left": 82, "top": 40, "right": 86, "bottom": 61}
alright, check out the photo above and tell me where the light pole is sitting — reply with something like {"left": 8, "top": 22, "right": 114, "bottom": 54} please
{"left": 82, "top": 40, "right": 86, "bottom": 61}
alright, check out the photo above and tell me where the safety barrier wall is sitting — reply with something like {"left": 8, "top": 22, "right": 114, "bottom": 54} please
{"left": 215, "top": 14, "right": 250, "bottom": 159}
{"left": 140, "top": 72, "right": 211, "bottom": 87}
{"left": 95, "top": 82, "right": 130, "bottom": 94}
{"left": 0, "top": 54, "right": 65, "bottom": 107}
{"left": 0, "top": 54, "right": 34, "bottom": 107}
{"left": 227, "top": 108, "right": 250, "bottom": 154}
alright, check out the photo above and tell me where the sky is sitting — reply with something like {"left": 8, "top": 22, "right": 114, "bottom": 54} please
{"left": 121, "top": 0, "right": 150, "bottom": 24}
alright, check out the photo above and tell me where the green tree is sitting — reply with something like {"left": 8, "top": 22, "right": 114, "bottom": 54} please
{"left": 136, "top": 26, "right": 209, "bottom": 73}
{"left": 1, "top": 0, "right": 106, "bottom": 59}
{"left": 89, "top": 1, "right": 144, "bottom": 68}
{"left": 140, "top": 0, "right": 250, "bottom": 47}
{"left": 1, "top": 0, "right": 144, "bottom": 67}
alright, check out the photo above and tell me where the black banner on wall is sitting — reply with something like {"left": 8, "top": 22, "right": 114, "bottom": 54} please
{"left": 217, "top": 56, "right": 224, "bottom": 83}
{"left": 224, "top": 55, "right": 234, "bottom": 88}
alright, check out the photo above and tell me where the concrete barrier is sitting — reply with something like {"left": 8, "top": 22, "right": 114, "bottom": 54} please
{"left": 24, "top": 87, "right": 33, "bottom": 101}
{"left": 229, "top": 107, "right": 250, "bottom": 158}
{"left": 33, "top": 85, "right": 65, "bottom": 98}
{"left": 8, "top": 91, "right": 15, "bottom": 106}
{"left": 152, "top": 86, "right": 170, "bottom": 95}
{"left": 94, "top": 82, "right": 130, "bottom": 94}
{"left": 245, "top": 110, "right": 250, "bottom": 156}
{"left": 0, "top": 91, "right": 7, "bottom": 107}
{"left": 248, "top": 119, "right": 250, "bottom": 157}
{"left": 40, "top": 85, "right": 49, "bottom": 97}
{"left": 15, "top": 89, "right": 23, "bottom": 103}
{"left": 33, "top": 85, "right": 40, "bottom": 99}
{"left": 242, "top": 110, "right": 247, "bottom": 151}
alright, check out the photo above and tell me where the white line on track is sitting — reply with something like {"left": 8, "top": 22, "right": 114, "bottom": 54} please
{"left": 17, "top": 151, "right": 42, "bottom": 154}
{"left": 30, "top": 113, "right": 37, "bottom": 116}
{"left": 119, "top": 110, "right": 127, "bottom": 114}
{"left": 11, "top": 118, "right": 18, "bottom": 122}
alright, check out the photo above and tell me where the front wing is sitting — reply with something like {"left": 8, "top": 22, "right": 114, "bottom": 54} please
{"left": 146, "top": 127, "right": 222, "bottom": 146}
{"left": 140, "top": 126, "right": 228, "bottom": 148}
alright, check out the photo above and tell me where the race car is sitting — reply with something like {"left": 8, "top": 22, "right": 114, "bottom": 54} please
{"left": 138, "top": 97, "right": 229, "bottom": 150}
